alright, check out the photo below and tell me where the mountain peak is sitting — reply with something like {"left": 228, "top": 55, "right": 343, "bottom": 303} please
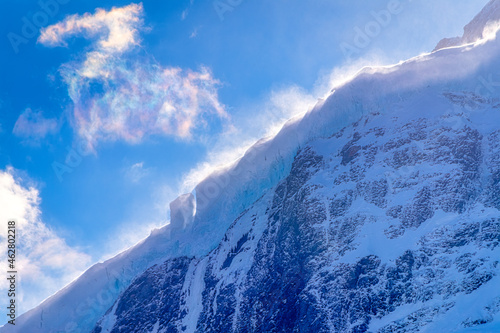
{"left": 5, "top": 3, "right": 500, "bottom": 333}
{"left": 435, "top": 0, "right": 500, "bottom": 50}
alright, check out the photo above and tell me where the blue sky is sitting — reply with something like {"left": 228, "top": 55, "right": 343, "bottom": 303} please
{"left": 0, "top": 0, "right": 489, "bottom": 317}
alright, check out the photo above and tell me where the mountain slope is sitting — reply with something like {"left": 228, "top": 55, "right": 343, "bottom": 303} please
{"left": 91, "top": 54, "right": 500, "bottom": 332}
{"left": 435, "top": 0, "right": 500, "bottom": 50}
{"left": 95, "top": 107, "right": 500, "bottom": 332}
{"left": 4, "top": 3, "right": 500, "bottom": 333}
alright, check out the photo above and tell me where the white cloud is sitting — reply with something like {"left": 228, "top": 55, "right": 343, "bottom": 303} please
{"left": 38, "top": 3, "right": 227, "bottom": 150}
{"left": 38, "top": 3, "right": 143, "bottom": 53}
{"left": 12, "top": 108, "right": 58, "bottom": 142}
{"left": 125, "top": 162, "right": 151, "bottom": 183}
{"left": 0, "top": 167, "right": 91, "bottom": 315}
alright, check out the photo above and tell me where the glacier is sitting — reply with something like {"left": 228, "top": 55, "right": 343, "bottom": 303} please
{"left": 3, "top": 1, "right": 500, "bottom": 332}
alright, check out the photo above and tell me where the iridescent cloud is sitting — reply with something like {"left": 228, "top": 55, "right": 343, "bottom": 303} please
{"left": 38, "top": 3, "right": 226, "bottom": 149}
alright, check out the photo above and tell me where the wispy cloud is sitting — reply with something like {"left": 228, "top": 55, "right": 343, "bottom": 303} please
{"left": 181, "top": 9, "right": 189, "bottom": 21}
{"left": 13, "top": 108, "right": 58, "bottom": 143}
{"left": 180, "top": 53, "right": 391, "bottom": 192}
{"left": 190, "top": 28, "right": 198, "bottom": 38}
{"left": 98, "top": 182, "right": 176, "bottom": 261}
{"left": 0, "top": 167, "right": 91, "bottom": 314}
{"left": 180, "top": 84, "right": 317, "bottom": 192}
{"left": 38, "top": 3, "right": 226, "bottom": 150}
{"left": 125, "top": 162, "right": 151, "bottom": 183}
{"left": 181, "top": 0, "right": 194, "bottom": 20}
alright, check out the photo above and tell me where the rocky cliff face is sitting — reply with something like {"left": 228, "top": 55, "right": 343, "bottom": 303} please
{"left": 7, "top": 2, "right": 500, "bottom": 332}
{"left": 93, "top": 99, "right": 500, "bottom": 332}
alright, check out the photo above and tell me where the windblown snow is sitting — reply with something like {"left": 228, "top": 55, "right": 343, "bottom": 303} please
{"left": 435, "top": 0, "right": 500, "bottom": 50}
{"left": 3, "top": 2, "right": 500, "bottom": 332}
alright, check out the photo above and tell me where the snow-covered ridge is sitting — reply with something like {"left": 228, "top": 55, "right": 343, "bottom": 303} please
{"left": 4, "top": 3, "right": 500, "bottom": 332}
{"left": 188, "top": 29, "right": 500, "bottom": 264}
{"left": 435, "top": 0, "right": 500, "bottom": 50}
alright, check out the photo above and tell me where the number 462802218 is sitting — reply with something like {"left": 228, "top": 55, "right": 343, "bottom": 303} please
{"left": 7, "top": 221, "right": 15, "bottom": 270}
